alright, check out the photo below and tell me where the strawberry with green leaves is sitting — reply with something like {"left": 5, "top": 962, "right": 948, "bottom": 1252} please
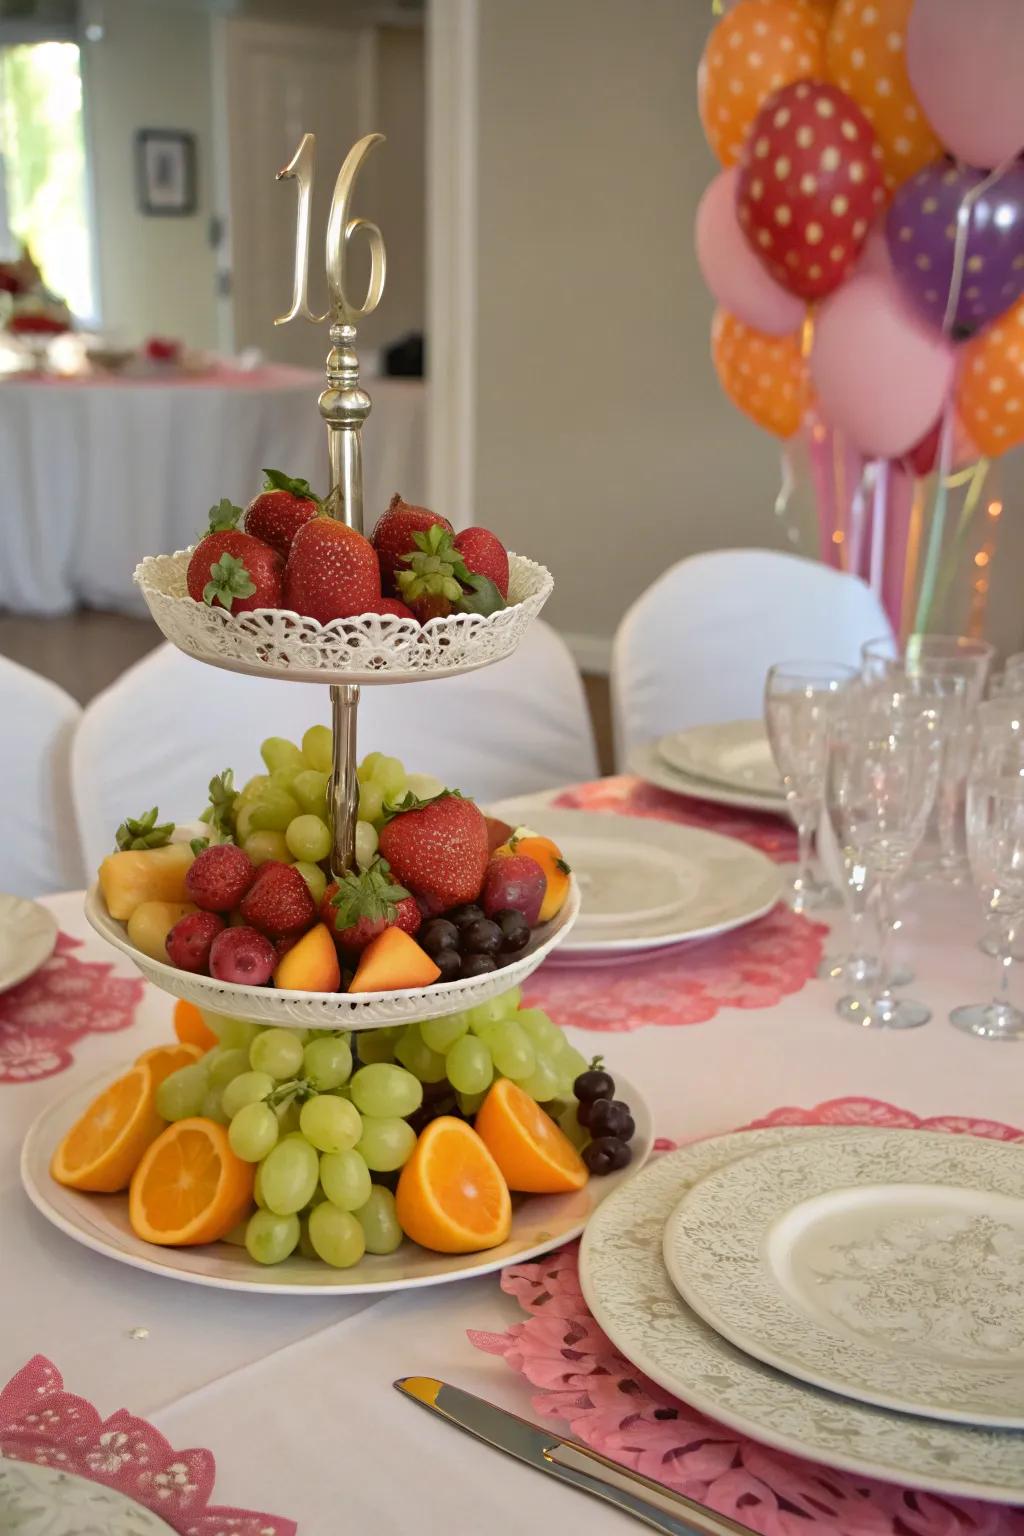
{"left": 186, "top": 500, "right": 284, "bottom": 614}
{"left": 321, "top": 857, "right": 421, "bottom": 952}
{"left": 371, "top": 493, "right": 453, "bottom": 593}
{"left": 115, "top": 807, "right": 174, "bottom": 851}
{"left": 395, "top": 525, "right": 508, "bottom": 623}
{"left": 378, "top": 790, "right": 489, "bottom": 912}
{"left": 243, "top": 469, "right": 321, "bottom": 556}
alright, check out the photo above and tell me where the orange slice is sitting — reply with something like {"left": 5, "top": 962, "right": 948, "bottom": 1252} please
{"left": 51, "top": 1065, "right": 165, "bottom": 1193}
{"left": 129, "top": 1118, "right": 254, "bottom": 1247}
{"left": 474, "top": 1076, "right": 588, "bottom": 1194}
{"left": 172, "top": 999, "right": 218, "bottom": 1052}
{"left": 395, "top": 1116, "right": 511, "bottom": 1253}
{"left": 134, "top": 1041, "right": 204, "bottom": 1087}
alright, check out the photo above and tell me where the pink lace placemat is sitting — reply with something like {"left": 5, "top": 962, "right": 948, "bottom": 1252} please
{"left": 469, "top": 1097, "right": 1024, "bottom": 1536}
{"left": 0, "top": 1355, "right": 295, "bottom": 1535}
{"left": 0, "top": 932, "right": 144, "bottom": 1085}
{"left": 554, "top": 775, "right": 796, "bottom": 862}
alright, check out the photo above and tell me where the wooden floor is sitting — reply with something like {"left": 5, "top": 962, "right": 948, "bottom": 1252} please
{"left": 0, "top": 609, "right": 617, "bottom": 774}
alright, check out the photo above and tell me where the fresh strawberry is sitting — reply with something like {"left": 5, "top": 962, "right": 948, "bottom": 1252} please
{"left": 396, "top": 524, "right": 507, "bottom": 621}
{"left": 185, "top": 843, "right": 256, "bottom": 912}
{"left": 453, "top": 527, "right": 509, "bottom": 599}
{"left": 374, "top": 597, "right": 418, "bottom": 621}
{"left": 283, "top": 518, "right": 381, "bottom": 624}
{"left": 371, "top": 493, "right": 453, "bottom": 593}
{"left": 378, "top": 792, "right": 489, "bottom": 912}
{"left": 239, "top": 860, "right": 316, "bottom": 937}
{"left": 186, "top": 529, "right": 283, "bottom": 613}
{"left": 320, "top": 858, "right": 420, "bottom": 953}
{"left": 243, "top": 469, "right": 321, "bottom": 557}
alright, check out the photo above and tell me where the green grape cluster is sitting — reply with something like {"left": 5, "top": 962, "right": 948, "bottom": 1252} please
{"left": 355, "top": 752, "right": 445, "bottom": 829}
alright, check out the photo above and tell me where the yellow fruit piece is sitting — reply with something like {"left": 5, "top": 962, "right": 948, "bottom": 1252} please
{"left": 134, "top": 1041, "right": 204, "bottom": 1087}
{"left": 129, "top": 1118, "right": 255, "bottom": 1246}
{"left": 274, "top": 923, "right": 341, "bottom": 992}
{"left": 348, "top": 927, "right": 440, "bottom": 994}
{"left": 475, "top": 1076, "right": 588, "bottom": 1194}
{"left": 172, "top": 999, "right": 219, "bottom": 1051}
{"left": 395, "top": 1116, "right": 511, "bottom": 1253}
{"left": 498, "top": 834, "right": 571, "bottom": 922}
{"left": 98, "top": 843, "right": 195, "bottom": 921}
{"left": 126, "top": 899, "right": 197, "bottom": 961}
{"left": 51, "top": 1064, "right": 165, "bottom": 1192}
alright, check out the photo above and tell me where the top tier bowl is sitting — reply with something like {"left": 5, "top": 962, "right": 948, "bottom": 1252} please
{"left": 135, "top": 548, "right": 554, "bottom": 686}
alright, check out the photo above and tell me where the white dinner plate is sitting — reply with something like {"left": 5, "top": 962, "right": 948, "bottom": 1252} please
{"left": 483, "top": 809, "right": 782, "bottom": 954}
{"left": 580, "top": 1128, "right": 1024, "bottom": 1504}
{"left": 657, "top": 720, "right": 784, "bottom": 799}
{"left": 0, "top": 893, "right": 58, "bottom": 992}
{"left": 21, "top": 1068, "right": 652, "bottom": 1297}
{"left": 664, "top": 1130, "right": 1024, "bottom": 1429}
{"left": 628, "top": 740, "right": 789, "bottom": 816}
{"left": 0, "top": 1460, "right": 176, "bottom": 1535}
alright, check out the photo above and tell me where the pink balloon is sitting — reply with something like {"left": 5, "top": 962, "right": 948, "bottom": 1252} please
{"left": 695, "top": 169, "right": 805, "bottom": 337}
{"left": 810, "top": 272, "right": 955, "bottom": 460}
{"left": 907, "top": 0, "right": 1024, "bottom": 169}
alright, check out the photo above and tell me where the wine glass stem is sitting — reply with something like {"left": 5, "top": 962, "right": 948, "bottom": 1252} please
{"left": 794, "top": 809, "right": 814, "bottom": 911}
{"left": 875, "top": 878, "right": 895, "bottom": 1000}
{"left": 992, "top": 913, "right": 1015, "bottom": 1009}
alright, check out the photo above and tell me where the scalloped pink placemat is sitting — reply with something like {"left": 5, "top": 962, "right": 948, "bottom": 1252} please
{"left": 553, "top": 774, "right": 797, "bottom": 862}
{"left": 469, "top": 1097, "right": 1024, "bottom": 1536}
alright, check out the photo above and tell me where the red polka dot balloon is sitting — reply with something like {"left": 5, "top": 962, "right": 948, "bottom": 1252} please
{"left": 736, "top": 79, "right": 886, "bottom": 301}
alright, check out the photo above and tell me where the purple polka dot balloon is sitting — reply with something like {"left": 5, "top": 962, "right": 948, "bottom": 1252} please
{"left": 886, "top": 157, "right": 1024, "bottom": 340}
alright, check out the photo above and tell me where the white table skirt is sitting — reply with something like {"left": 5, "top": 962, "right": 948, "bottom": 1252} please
{"left": 2, "top": 877, "right": 1020, "bottom": 1532}
{"left": 0, "top": 370, "right": 426, "bottom": 616}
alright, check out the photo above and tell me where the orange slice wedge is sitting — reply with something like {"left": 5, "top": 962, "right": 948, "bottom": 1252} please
{"left": 51, "top": 1064, "right": 165, "bottom": 1193}
{"left": 474, "top": 1076, "right": 588, "bottom": 1194}
{"left": 134, "top": 1041, "right": 204, "bottom": 1087}
{"left": 172, "top": 999, "right": 218, "bottom": 1052}
{"left": 395, "top": 1116, "right": 511, "bottom": 1254}
{"left": 129, "top": 1118, "right": 254, "bottom": 1246}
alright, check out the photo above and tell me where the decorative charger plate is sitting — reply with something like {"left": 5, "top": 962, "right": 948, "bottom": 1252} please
{"left": 628, "top": 741, "right": 788, "bottom": 815}
{"left": 134, "top": 549, "right": 553, "bottom": 684}
{"left": 664, "top": 1130, "right": 1024, "bottom": 1428}
{"left": 21, "top": 1069, "right": 651, "bottom": 1297}
{"left": 656, "top": 720, "right": 784, "bottom": 799}
{"left": 0, "top": 893, "right": 58, "bottom": 993}
{"left": 0, "top": 1458, "right": 176, "bottom": 1535}
{"left": 579, "top": 1127, "right": 1024, "bottom": 1503}
{"left": 84, "top": 878, "right": 579, "bottom": 1029}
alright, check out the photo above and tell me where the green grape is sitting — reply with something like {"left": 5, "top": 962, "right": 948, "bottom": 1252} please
{"left": 394, "top": 1025, "right": 448, "bottom": 1084}
{"left": 250, "top": 788, "right": 300, "bottom": 832}
{"left": 554, "top": 1043, "right": 589, "bottom": 1083}
{"left": 355, "top": 1186, "right": 403, "bottom": 1255}
{"left": 222, "top": 1220, "right": 249, "bottom": 1247}
{"left": 292, "top": 769, "right": 329, "bottom": 818}
{"left": 303, "top": 1034, "right": 352, "bottom": 1090}
{"left": 319, "top": 1148, "right": 372, "bottom": 1211}
{"left": 355, "top": 1026, "right": 402, "bottom": 1064}
{"left": 355, "top": 820, "right": 378, "bottom": 870}
{"left": 357, "top": 750, "right": 385, "bottom": 784}
{"left": 308, "top": 1202, "right": 366, "bottom": 1268}
{"left": 446, "top": 1034, "right": 494, "bottom": 1096}
{"left": 489, "top": 1020, "right": 536, "bottom": 1082}
{"left": 297, "top": 1217, "right": 318, "bottom": 1260}
{"left": 242, "top": 829, "right": 290, "bottom": 866}
{"left": 519, "top": 1054, "right": 562, "bottom": 1104}
{"left": 557, "top": 1103, "right": 589, "bottom": 1150}
{"left": 221, "top": 1069, "right": 274, "bottom": 1120}
{"left": 350, "top": 1062, "right": 423, "bottom": 1118}
{"left": 228, "top": 1100, "right": 279, "bottom": 1161}
{"left": 302, "top": 724, "right": 334, "bottom": 774}
{"left": 239, "top": 773, "right": 271, "bottom": 803}
{"left": 517, "top": 1008, "right": 562, "bottom": 1053}
{"left": 456, "top": 1088, "right": 487, "bottom": 1116}
{"left": 245, "top": 1209, "right": 300, "bottom": 1265}
{"left": 260, "top": 1136, "right": 319, "bottom": 1215}
{"left": 293, "top": 860, "right": 327, "bottom": 905}
{"left": 356, "top": 1116, "right": 417, "bottom": 1172}
{"left": 250, "top": 1028, "right": 304, "bottom": 1080}
{"left": 200, "top": 1085, "right": 230, "bottom": 1124}
{"left": 357, "top": 780, "right": 384, "bottom": 824}
{"left": 375, "top": 755, "right": 407, "bottom": 798}
{"left": 298, "top": 1094, "right": 363, "bottom": 1154}
{"left": 420, "top": 1012, "right": 470, "bottom": 1054}
{"left": 261, "top": 736, "right": 304, "bottom": 774}
{"left": 405, "top": 771, "right": 445, "bottom": 801}
{"left": 234, "top": 802, "right": 259, "bottom": 844}
{"left": 253, "top": 1163, "right": 267, "bottom": 1208}
{"left": 275, "top": 1098, "right": 301, "bottom": 1135}
{"left": 468, "top": 996, "right": 515, "bottom": 1032}
{"left": 500, "top": 985, "right": 523, "bottom": 1012}
{"left": 208, "top": 1015, "right": 263, "bottom": 1052}
{"left": 155, "top": 1061, "right": 208, "bottom": 1122}
{"left": 205, "top": 1046, "right": 251, "bottom": 1089}
{"left": 285, "top": 814, "right": 332, "bottom": 862}
{"left": 269, "top": 766, "right": 301, "bottom": 794}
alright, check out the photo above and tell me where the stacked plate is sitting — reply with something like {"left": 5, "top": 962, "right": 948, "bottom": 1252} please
{"left": 580, "top": 1126, "right": 1024, "bottom": 1502}
{"left": 629, "top": 720, "right": 787, "bottom": 814}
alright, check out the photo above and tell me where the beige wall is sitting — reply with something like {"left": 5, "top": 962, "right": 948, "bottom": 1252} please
{"left": 361, "top": 24, "right": 426, "bottom": 354}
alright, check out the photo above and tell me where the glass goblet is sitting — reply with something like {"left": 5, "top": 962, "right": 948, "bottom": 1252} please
{"left": 951, "top": 749, "right": 1024, "bottom": 1041}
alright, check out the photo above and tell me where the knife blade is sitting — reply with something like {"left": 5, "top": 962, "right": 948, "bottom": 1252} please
{"left": 394, "top": 1376, "right": 756, "bottom": 1536}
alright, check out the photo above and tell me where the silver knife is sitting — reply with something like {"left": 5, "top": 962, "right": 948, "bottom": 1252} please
{"left": 394, "top": 1376, "right": 756, "bottom": 1536}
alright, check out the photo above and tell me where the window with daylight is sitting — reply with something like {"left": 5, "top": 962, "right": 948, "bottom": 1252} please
{"left": 0, "top": 40, "right": 96, "bottom": 319}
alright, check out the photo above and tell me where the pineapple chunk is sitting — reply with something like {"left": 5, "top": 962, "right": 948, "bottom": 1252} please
{"left": 99, "top": 844, "right": 195, "bottom": 921}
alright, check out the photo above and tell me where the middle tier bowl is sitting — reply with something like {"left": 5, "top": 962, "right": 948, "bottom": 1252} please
{"left": 134, "top": 549, "right": 553, "bottom": 684}
{"left": 84, "top": 879, "right": 579, "bottom": 1029}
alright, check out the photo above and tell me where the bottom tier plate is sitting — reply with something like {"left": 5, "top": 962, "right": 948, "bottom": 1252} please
{"left": 21, "top": 1068, "right": 652, "bottom": 1297}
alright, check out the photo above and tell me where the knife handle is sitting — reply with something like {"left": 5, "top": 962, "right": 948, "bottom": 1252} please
{"left": 548, "top": 1443, "right": 755, "bottom": 1536}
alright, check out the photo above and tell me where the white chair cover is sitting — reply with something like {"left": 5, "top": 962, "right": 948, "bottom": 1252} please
{"left": 0, "top": 655, "right": 83, "bottom": 897}
{"left": 72, "top": 624, "right": 597, "bottom": 871}
{"left": 611, "top": 549, "right": 894, "bottom": 764}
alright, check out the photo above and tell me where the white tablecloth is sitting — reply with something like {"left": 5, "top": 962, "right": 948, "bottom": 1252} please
{"left": 0, "top": 369, "right": 426, "bottom": 615}
{"left": 2, "top": 872, "right": 1020, "bottom": 1533}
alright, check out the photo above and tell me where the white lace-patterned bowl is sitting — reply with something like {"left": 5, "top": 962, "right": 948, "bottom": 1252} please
{"left": 84, "top": 879, "right": 579, "bottom": 1029}
{"left": 133, "top": 549, "right": 553, "bottom": 684}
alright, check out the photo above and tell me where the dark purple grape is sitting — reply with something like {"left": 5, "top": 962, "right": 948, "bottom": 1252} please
{"left": 494, "top": 908, "right": 530, "bottom": 953}
{"left": 446, "top": 903, "right": 485, "bottom": 930}
{"left": 583, "top": 1137, "right": 633, "bottom": 1175}
{"left": 461, "top": 917, "right": 503, "bottom": 956}
{"left": 587, "top": 1099, "right": 635, "bottom": 1142}
{"left": 433, "top": 948, "right": 463, "bottom": 983}
{"left": 459, "top": 953, "right": 498, "bottom": 978}
{"left": 573, "top": 1068, "right": 615, "bottom": 1104}
{"left": 419, "top": 917, "right": 460, "bottom": 958}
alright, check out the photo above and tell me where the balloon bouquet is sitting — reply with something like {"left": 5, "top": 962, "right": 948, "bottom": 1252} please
{"left": 696, "top": 0, "right": 1024, "bottom": 635}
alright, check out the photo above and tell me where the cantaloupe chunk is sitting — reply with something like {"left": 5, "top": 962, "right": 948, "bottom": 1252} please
{"left": 99, "top": 844, "right": 195, "bottom": 921}
{"left": 347, "top": 927, "right": 441, "bottom": 993}
{"left": 273, "top": 923, "right": 341, "bottom": 992}
{"left": 126, "top": 900, "right": 197, "bottom": 961}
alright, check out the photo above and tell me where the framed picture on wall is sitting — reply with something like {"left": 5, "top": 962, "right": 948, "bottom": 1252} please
{"left": 135, "top": 130, "right": 197, "bottom": 216}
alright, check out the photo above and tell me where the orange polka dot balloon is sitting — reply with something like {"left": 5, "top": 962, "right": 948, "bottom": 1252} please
{"left": 699, "top": 0, "right": 828, "bottom": 167}
{"left": 956, "top": 296, "right": 1024, "bottom": 459}
{"left": 736, "top": 80, "right": 885, "bottom": 301}
{"left": 711, "top": 308, "right": 809, "bottom": 438}
{"left": 826, "top": 0, "right": 941, "bottom": 192}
